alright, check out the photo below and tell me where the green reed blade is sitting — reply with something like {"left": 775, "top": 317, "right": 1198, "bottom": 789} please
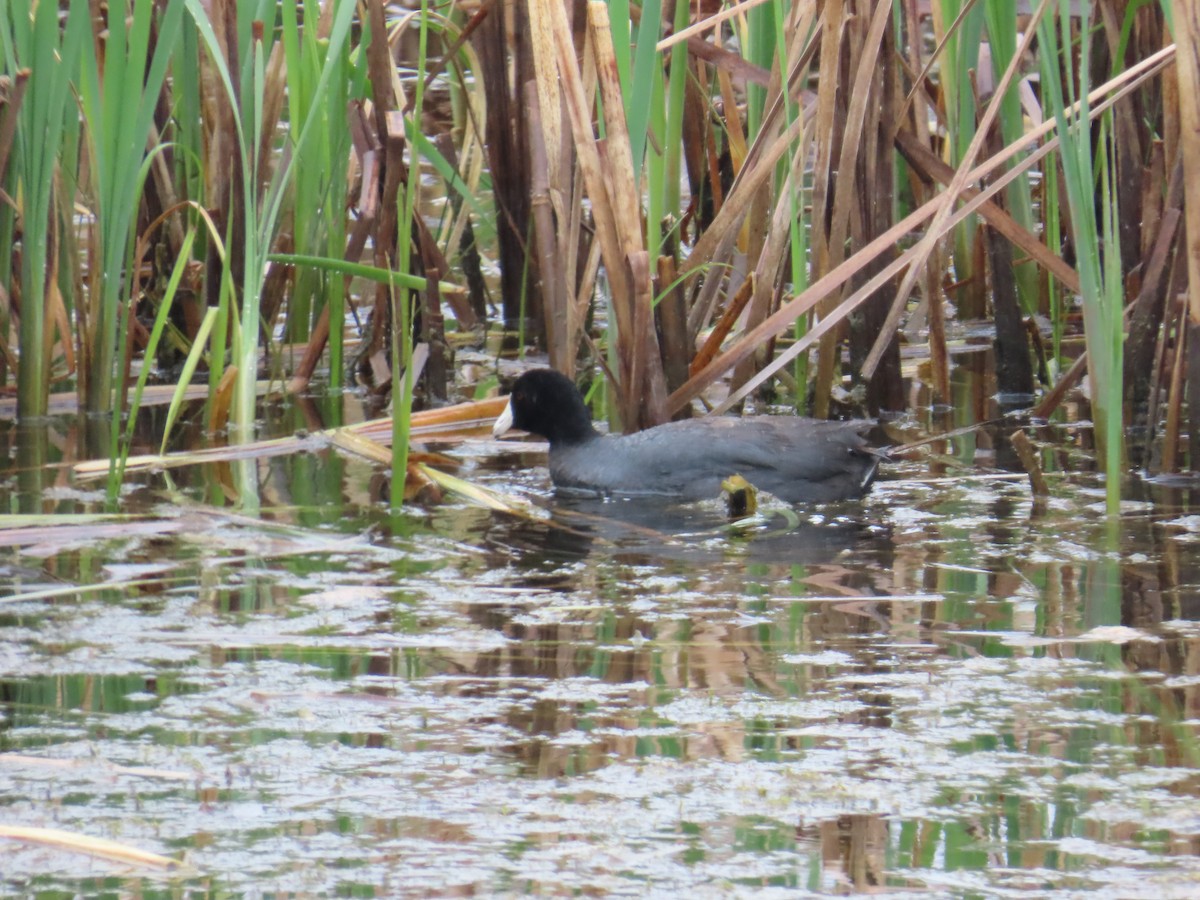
{"left": 113, "top": 227, "right": 199, "bottom": 495}
{"left": 938, "top": 0, "right": 986, "bottom": 295}
{"left": 1, "top": 0, "right": 90, "bottom": 418}
{"left": 984, "top": 0, "right": 1040, "bottom": 316}
{"left": 627, "top": 0, "right": 662, "bottom": 187}
{"left": 391, "top": 0, "right": 432, "bottom": 508}
{"left": 161, "top": 305, "right": 220, "bottom": 456}
{"left": 659, "top": 0, "right": 690, "bottom": 231}
{"left": 79, "top": 0, "right": 185, "bottom": 416}
{"left": 1037, "top": 0, "right": 1124, "bottom": 513}
{"left": 183, "top": 0, "right": 355, "bottom": 448}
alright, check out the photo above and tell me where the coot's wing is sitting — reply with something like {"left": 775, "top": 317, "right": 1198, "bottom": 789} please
{"left": 549, "top": 416, "right": 877, "bottom": 500}
{"left": 612, "top": 417, "right": 872, "bottom": 491}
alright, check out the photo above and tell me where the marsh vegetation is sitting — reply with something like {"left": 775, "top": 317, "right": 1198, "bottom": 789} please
{"left": 1, "top": 0, "right": 1199, "bottom": 893}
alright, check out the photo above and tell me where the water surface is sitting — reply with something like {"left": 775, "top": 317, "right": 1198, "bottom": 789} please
{"left": 1, "top": 399, "right": 1199, "bottom": 897}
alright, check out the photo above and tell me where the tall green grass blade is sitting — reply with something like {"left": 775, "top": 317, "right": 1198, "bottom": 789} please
{"left": 1, "top": 0, "right": 90, "bottom": 418}
{"left": 112, "top": 228, "right": 199, "bottom": 494}
{"left": 609, "top": 0, "right": 633, "bottom": 106}
{"left": 407, "top": 128, "right": 496, "bottom": 244}
{"left": 281, "top": 0, "right": 354, "bottom": 355}
{"left": 79, "top": 0, "right": 185, "bottom": 416}
{"left": 660, "top": 0, "right": 690, "bottom": 233}
{"left": 268, "top": 253, "right": 452, "bottom": 292}
{"left": 938, "top": 0, "right": 986, "bottom": 294}
{"left": 160, "top": 305, "right": 220, "bottom": 456}
{"left": 1044, "top": 156, "right": 1063, "bottom": 368}
{"left": 743, "top": 0, "right": 777, "bottom": 135}
{"left": 281, "top": 0, "right": 317, "bottom": 345}
{"left": 627, "top": 0, "right": 663, "bottom": 186}
{"left": 1097, "top": 124, "right": 1124, "bottom": 511}
{"left": 173, "top": 16, "right": 204, "bottom": 204}
{"left": 183, "top": 0, "right": 355, "bottom": 447}
{"left": 1037, "top": 0, "right": 1123, "bottom": 512}
{"left": 984, "top": 0, "right": 1039, "bottom": 316}
{"left": 0, "top": 189, "right": 11, "bottom": 391}
{"left": 644, "top": 57, "right": 667, "bottom": 263}
{"left": 774, "top": 2, "right": 811, "bottom": 408}
{"left": 392, "top": 0, "right": 432, "bottom": 508}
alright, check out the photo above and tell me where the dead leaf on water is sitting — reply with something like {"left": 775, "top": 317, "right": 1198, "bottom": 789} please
{"left": 0, "top": 825, "right": 189, "bottom": 872}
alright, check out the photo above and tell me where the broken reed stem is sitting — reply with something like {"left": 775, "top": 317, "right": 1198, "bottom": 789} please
{"left": 1009, "top": 429, "right": 1050, "bottom": 499}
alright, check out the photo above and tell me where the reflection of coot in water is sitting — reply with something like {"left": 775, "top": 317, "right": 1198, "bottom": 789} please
{"left": 493, "top": 369, "right": 882, "bottom": 504}
{"left": 490, "top": 492, "right": 894, "bottom": 570}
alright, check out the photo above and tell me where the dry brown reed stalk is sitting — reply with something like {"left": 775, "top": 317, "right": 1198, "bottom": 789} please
{"left": 809, "top": 0, "right": 848, "bottom": 416}
{"left": 807, "top": 0, "right": 902, "bottom": 415}
{"left": 859, "top": 0, "right": 1053, "bottom": 383}
{"left": 676, "top": 44, "right": 1176, "bottom": 417}
{"left": 533, "top": 0, "right": 671, "bottom": 428}
{"left": 1008, "top": 428, "right": 1049, "bottom": 495}
{"left": 656, "top": 255, "right": 690, "bottom": 398}
{"left": 683, "top": 113, "right": 806, "bottom": 338}
{"left": 432, "top": 133, "right": 490, "bottom": 324}
{"left": 1033, "top": 165, "right": 1181, "bottom": 428}
{"left": 355, "top": 1, "right": 406, "bottom": 396}
{"left": 846, "top": 5, "right": 905, "bottom": 412}
{"left": 895, "top": 0, "right": 949, "bottom": 404}
{"left": 727, "top": 4, "right": 815, "bottom": 405}
{"left": 681, "top": 18, "right": 823, "bottom": 354}
{"left": 1139, "top": 268, "right": 1181, "bottom": 470}
{"left": 74, "top": 394, "right": 509, "bottom": 478}
{"left": 524, "top": 81, "right": 570, "bottom": 374}
{"left": 1097, "top": 0, "right": 1157, "bottom": 281}
{"left": 0, "top": 70, "right": 29, "bottom": 194}
{"left": 527, "top": 0, "right": 594, "bottom": 371}
{"left": 588, "top": 1, "right": 668, "bottom": 427}
{"left": 539, "top": 0, "right": 628, "bottom": 332}
{"left": 199, "top": 0, "right": 245, "bottom": 309}
{"left": 329, "top": 2, "right": 471, "bottom": 402}
{"left": 143, "top": 123, "right": 201, "bottom": 340}
{"left": 693, "top": 274, "right": 754, "bottom": 377}
{"left": 1175, "top": 3, "right": 1200, "bottom": 467}
{"left": 980, "top": 122, "right": 1034, "bottom": 399}
{"left": 685, "top": 32, "right": 771, "bottom": 89}
{"left": 1160, "top": 296, "right": 1189, "bottom": 472}
{"left": 0, "top": 382, "right": 255, "bottom": 419}
{"left": 472, "top": 0, "right": 534, "bottom": 330}
{"left": 893, "top": 132, "right": 1081, "bottom": 294}
{"left": 672, "top": 33, "right": 1174, "bottom": 420}
{"left": 657, "top": 0, "right": 776, "bottom": 53}
{"left": 1126, "top": 159, "right": 1183, "bottom": 421}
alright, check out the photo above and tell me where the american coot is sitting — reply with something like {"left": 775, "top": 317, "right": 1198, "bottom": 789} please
{"left": 492, "top": 368, "right": 882, "bottom": 503}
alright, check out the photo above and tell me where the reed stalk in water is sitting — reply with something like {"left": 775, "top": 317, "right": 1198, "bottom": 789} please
{"left": 1037, "top": 0, "right": 1125, "bottom": 513}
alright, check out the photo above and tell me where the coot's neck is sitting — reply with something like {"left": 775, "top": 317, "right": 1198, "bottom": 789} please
{"left": 542, "top": 399, "right": 601, "bottom": 448}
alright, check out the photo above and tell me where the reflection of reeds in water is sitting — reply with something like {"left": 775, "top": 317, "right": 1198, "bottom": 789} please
{"left": 0, "top": 0, "right": 1194, "bottom": 496}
